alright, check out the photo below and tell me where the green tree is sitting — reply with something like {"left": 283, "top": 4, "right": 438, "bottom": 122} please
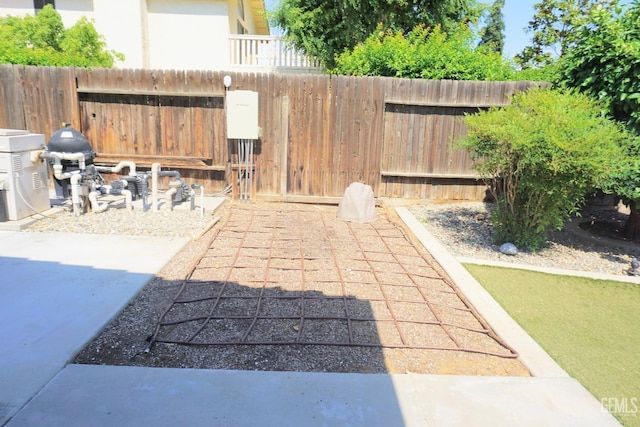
{"left": 0, "top": 5, "right": 123, "bottom": 67}
{"left": 557, "top": 1, "right": 640, "bottom": 238}
{"left": 604, "top": 137, "right": 640, "bottom": 239}
{"left": 270, "top": 0, "right": 482, "bottom": 68}
{"left": 516, "top": 0, "right": 618, "bottom": 68}
{"left": 333, "top": 24, "right": 516, "bottom": 80}
{"left": 478, "top": 0, "right": 505, "bottom": 54}
{"left": 459, "top": 88, "right": 630, "bottom": 250}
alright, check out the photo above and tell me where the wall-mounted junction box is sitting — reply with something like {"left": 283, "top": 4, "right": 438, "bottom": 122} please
{"left": 226, "top": 90, "right": 259, "bottom": 140}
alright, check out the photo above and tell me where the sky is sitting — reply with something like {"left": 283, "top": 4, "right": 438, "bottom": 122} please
{"left": 502, "top": 0, "right": 537, "bottom": 58}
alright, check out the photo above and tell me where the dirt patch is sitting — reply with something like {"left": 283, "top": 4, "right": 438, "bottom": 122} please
{"left": 74, "top": 201, "right": 529, "bottom": 376}
{"left": 579, "top": 207, "right": 637, "bottom": 243}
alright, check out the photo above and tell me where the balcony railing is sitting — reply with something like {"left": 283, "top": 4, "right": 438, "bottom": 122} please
{"left": 228, "top": 35, "right": 322, "bottom": 73}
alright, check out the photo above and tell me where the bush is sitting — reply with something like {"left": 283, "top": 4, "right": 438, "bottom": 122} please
{"left": 0, "top": 5, "right": 123, "bottom": 67}
{"left": 458, "top": 87, "right": 629, "bottom": 250}
{"left": 332, "top": 24, "right": 518, "bottom": 80}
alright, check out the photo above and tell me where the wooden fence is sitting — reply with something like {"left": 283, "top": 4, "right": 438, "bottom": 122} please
{"left": 0, "top": 64, "right": 544, "bottom": 201}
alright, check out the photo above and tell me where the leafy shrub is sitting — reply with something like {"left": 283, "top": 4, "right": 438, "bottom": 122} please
{"left": 0, "top": 5, "right": 123, "bottom": 67}
{"left": 512, "top": 62, "right": 559, "bottom": 83}
{"left": 459, "top": 87, "right": 630, "bottom": 250}
{"left": 332, "top": 24, "right": 518, "bottom": 80}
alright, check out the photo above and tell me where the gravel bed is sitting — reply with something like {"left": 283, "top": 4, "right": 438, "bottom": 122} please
{"left": 24, "top": 202, "right": 217, "bottom": 240}
{"left": 25, "top": 199, "right": 640, "bottom": 278}
{"left": 408, "top": 201, "right": 640, "bottom": 277}
{"left": 30, "top": 198, "right": 635, "bottom": 374}
{"left": 37, "top": 200, "right": 529, "bottom": 375}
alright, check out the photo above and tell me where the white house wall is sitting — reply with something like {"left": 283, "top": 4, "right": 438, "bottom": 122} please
{"left": 146, "top": 0, "right": 230, "bottom": 70}
{"left": 0, "top": 0, "right": 34, "bottom": 17}
{"left": 53, "top": 0, "right": 94, "bottom": 26}
{"left": 54, "top": 0, "right": 145, "bottom": 69}
{"left": 0, "top": 0, "right": 266, "bottom": 70}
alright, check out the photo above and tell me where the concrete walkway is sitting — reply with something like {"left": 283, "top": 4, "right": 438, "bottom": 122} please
{"left": 0, "top": 202, "right": 621, "bottom": 426}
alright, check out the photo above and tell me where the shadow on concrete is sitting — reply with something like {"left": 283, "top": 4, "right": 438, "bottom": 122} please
{"left": 0, "top": 255, "right": 153, "bottom": 426}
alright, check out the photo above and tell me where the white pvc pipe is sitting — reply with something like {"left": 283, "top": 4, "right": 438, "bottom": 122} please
{"left": 197, "top": 186, "right": 204, "bottom": 217}
{"left": 49, "top": 157, "right": 83, "bottom": 215}
{"left": 44, "top": 152, "right": 135, "bottom": 215}
{"left": 51, "top": 164, "right": 79, "bottom": 181}
{"left": 89, "top": 191, "right": 109, "bottom": 213}
{"left": 152, "top": 163, "right": 160, "bottom": 212}
{"left": 89, "top": 185, "right": 133, "bottom": 214}
{"left": 121, "top": 189, "right": 133, "bottom": 211}
{"left": 70, "top": 173, "right": 83, "bottom": 216}
{"left": 51, "top": 164, "right": 66, "bottom": 181}
{"left": 95, "top": 161, "right": 137, "bottom": 176}
{"left": 42, "top": 151, "right": 86, "bottom": 171}
{"left": 165, "top": 187, "right": 177, "bottom": 211}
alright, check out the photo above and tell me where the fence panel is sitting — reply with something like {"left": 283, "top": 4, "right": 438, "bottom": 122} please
{"left": 0, "top": 66, "right": 77, "bottom": 136}
{"left": 377, "top": 79, "right": 544, "bottom": 199}
{"left": 74, "top": 68, "right": 228, "bottom": 192}
{"left": 0, "top": 66, "right": 27, "bottom": 130}
{"left": 0, "top": 64, "right": 544, "bottom": 201}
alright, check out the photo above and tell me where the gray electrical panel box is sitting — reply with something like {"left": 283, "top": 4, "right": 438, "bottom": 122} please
{"left": 226, "top": 90, "right": 259, "bottom": 139}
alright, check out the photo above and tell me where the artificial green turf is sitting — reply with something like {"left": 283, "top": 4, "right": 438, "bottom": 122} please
{"left": 464, "top": 264, "right": 640, "bottom": 427}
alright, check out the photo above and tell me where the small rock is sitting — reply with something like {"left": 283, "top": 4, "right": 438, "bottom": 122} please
{"left": 499, "top": 242, "right": 518, "bottom": 256}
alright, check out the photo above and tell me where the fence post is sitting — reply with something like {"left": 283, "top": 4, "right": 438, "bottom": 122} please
{"left": 280, "top": 95, "right": 289, "bottom": 196}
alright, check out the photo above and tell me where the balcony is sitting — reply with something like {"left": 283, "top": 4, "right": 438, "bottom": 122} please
{"left": 228, "top": 35, "right": 323, "bottom": 73}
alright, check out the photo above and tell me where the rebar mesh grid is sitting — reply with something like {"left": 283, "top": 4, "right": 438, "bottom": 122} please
{"left": 147, "top": 203, "right": 518, "bottom": 359}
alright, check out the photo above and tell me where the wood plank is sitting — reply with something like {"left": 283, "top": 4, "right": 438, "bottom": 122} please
{"left": 369, "top": 76, "right": 385, "bottom": 193}
{"left": 94, "top": 153, "right": 225, "bottom": 171}
{"left": 76, "top": 87, "right": 223, "bottom": 97}
{"left": 0, "top": 66, "right": 25, "bottom": 129}
{"left": 325, "top": 74, "right": 337, "bottom": 195}
{"left": 213, "top": 71, "right": 228, "bottom": 167}
{"left": 380, "top": 171, "right": 478, "bottom": 179}
{"left": 383, "top": 99, "right": 511, "bottom": 108}
{"left": 280, "top": 94, "right": 289, "bottom": 196}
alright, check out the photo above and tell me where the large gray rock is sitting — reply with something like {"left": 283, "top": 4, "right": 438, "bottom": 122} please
{"left": 337, "top": 182, "right": 376, "bottom": 223}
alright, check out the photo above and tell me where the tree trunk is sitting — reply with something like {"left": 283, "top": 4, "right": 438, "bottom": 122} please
{"left": 623, "top": 201, "right": 640, "bottom": 240}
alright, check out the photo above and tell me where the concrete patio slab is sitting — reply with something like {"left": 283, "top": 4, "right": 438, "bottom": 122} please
{"left": 7, "top": 365, "right": 619, "bottom": 427}
{"left": 0, "top": 231, "right": 189, "bottom": 425}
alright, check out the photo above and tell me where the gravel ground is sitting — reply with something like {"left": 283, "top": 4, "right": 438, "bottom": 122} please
{"left": 24, "top": 197, "right": 637, "bottom": 375}
{"left": 25, "top": 200, "right": 217, "bottom": 240}
{"left": 24, "top": 199, "right": 530, "bottom": 375}
{"left": 28, "top": 198, "right": 637, "bottom": 279}
{"left": 407, "top": 201, "right": 640, "bottom": 277}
